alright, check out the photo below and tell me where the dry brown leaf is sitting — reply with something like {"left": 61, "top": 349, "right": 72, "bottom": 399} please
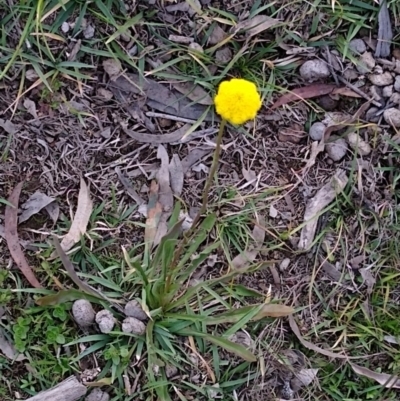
{"left": 44, "top": 201, "right": 60, "bottom": 224}
{"left": 254, "top": 303, "right": 295, "bottom": 319}
{"left": 110, "top": 74, "right": 217, "bottom": 122}
{"left": 154, "top": 145, "right": 174, "bottom": 246}
{"left": 331, "top": 87, "right": 363, "bottom": 98}
{"left": 298, "top": 169, "right": 348, "bottom": 250}
{"left": 291, "top": 368, "right": 319, "bottom": 391}
{"left": 303, "top": 140, "right": 325, "bottom": 171}
{"left": 23, "top": 98, "right": 38, "bottom": 119}
{"left": 235, "top": 15, "right": 281, "bottom": 38}
{"left": 60, "top": 178, "right": 93, "bottom": 251}
{"left": 351, "top": 363, "right": 400, "bottom": 388}
{"left": 103, "top": 58, "right": 122, "bottom": 80}
{"left": 289, "top": 315, "right": 351, "bottom": 359}
{"left": 0, "top": 329, "right": 26, "bottom": 361}
{"left": 19, "top": 191, "right": 56, "bottom": 223}
{"left": 172, "top": 81, "right": 213, "bottom": 105}
{"left": 324, "top": 101, "right": 371, "bottom": 140}
{"left": 208, "top": 24, "right": 228, "bottom": 45}
{"left": 169, "top": 154, "right": 184, "bottom": 196}
{"left": 145, "top": 181, "right": 162, "bottom": 248}
{"left": 271, "top": 84, "right": 336, "bottom": 110}
{"left": 359, "top": 268, "right": 376, "bottom": 294}
{"left": 5, "top": 182, "right": 42, "bottom": 288}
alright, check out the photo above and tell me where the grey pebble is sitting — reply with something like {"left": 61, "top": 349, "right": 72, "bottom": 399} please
{"left": 384, "top": 108, "right": 400, "bottom": 127}
{"left": 325, "top": 136, "right": 348, "bottom": 161}
{"left": 299, "top": 60, "right": 330, "bottom": 82}
{"left": 382, "top": 85, "right": 393, "bottom": 98}
{"left": 122, "top": 317, "right": 146, "bottom": 335}
{"left": 72, "top": 300, "right": 95, "bottom": 328}
{"left": 349, "top": 38, "right": 366, "bottom": 54}
{"left": 124, "top": 300, "right": 148, "bottom": 321}
{"left": 369, "top": 72, "right": 393, "bottom": 86}
{"left": 309, "top": 122, "right": 326, "bottom": 141}
{"left": 394, "top": 76, "right": 400, "bottom": 92}
{"left": 95, "top": 310, "right": 115, "bottom": 334}
{"left": 346, "top": 133, "right": 371, "bottom": 156}
{"left": 356, "top": 52, "right": 375, "bottom": 74}
{"left": 365, "top": 107, "right": 379, "bottom": 123}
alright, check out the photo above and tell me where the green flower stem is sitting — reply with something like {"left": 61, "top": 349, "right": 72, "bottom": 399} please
{"left": 163, "top": 119, "right": 227, "bottom": 301}
{"left": 189, "top": 118, "right": 227, "bottom": 233}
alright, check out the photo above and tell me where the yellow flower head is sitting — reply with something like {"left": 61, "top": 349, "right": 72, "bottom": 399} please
{"left": 214, "top": 78, "right": 262, "bottom": 125}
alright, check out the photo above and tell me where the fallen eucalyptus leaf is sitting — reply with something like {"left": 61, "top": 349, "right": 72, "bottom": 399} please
{"left": 19, "top": 191, "right": 56, "bottom": 223}
{"left": 351, "top": 363, "right": 400, "bottom": 389}
{"left": 60, "top": 178, "right": 93, "bottom": 251}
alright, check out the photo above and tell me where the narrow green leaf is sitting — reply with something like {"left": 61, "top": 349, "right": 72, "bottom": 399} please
{"left": 35, "top": 289, "right": 102, "bottom": 306}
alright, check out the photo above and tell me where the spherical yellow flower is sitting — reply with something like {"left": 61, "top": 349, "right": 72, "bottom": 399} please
{"left": 214, "top": 78, "right": 262, "bottom": 125}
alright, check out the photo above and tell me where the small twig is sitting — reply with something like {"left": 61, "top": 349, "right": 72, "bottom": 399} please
{"left": 336, "top": 75, "right": 382, "bottom": 107}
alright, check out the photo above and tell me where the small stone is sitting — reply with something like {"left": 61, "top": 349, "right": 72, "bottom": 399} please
{"left": 317, "top": 95, "right": 337, "bottom": 111}
{"left": 343, "top": 68, "right": 359, "bottom": 81}
{"left": 165, "top": 364, "right": 178, "bottom": 378}
{"left": 346, "top": 133, "right": 371, "bottom": 156}
{"left": 325, "top": 136, "right": 348, "bottom": 161}
{"left": 384, "top": 108, "right": 400, "bottom": 127}
{"left": 215, "top": 47, "right": 232, "bottom": 64}
{"left": 85, "top": 388, "right": 110, "bottom": 401}
{"left": 95, "top": 310, "right": 115, "bottom": 334}
{"left": 369, "top": 86, "right": 384, "bottom": 105}
{"left": 390, "top": 92, "right": 400, "bottom": 105}
{"left": 309, "top": 122, "right": 325, "bottom": 141}
{"left": 356, "top": 52, "right": 375, "bottom": 74}
{"left": 394, "top": 76, "right": 400, "bottom": 92}
{"left": 97, "top": 88, "right": 114, "bottom": 100}
{"left": 280, "top": 258, "right": 291, "bottom": 271}
{"left": 369, "top": 72, "right": 393, "bottom": 86}
{"left": 72, "top": 300, "right": 95, "bottom": 328}
{"left": 122, "top": 317, "right": 146, "bottom": 335}
{"left": 124, "top": 300, "right": 147, "bottom": 321}
{"left": 61, "top": 22, "right": 70, "bottom": 33}
{"left": 365, "top": 107, "right": 379, "bottom": 123}
{"left": 299, "top": 60, "right": 330, "bottom": 82}
{"left": 383, "top": 85, "right": 393, "bottom": 98}
{"left": 189, "top": 42, "right": 204, "bottom": 53}
{"left": 83, "top": 24, "right": 95, "bottom": 39}
{"left": 349, "top": 39, "right": 366, "bottom": 54}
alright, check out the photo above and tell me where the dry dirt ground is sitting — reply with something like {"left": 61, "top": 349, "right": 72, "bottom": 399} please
{"left": 1, "top": 0, "right": 400, "bottom": 400}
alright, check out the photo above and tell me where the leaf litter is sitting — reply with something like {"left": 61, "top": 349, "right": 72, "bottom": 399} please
{"left": 19, "top": 191, "right": 56, "bottom": 223}
{"left": 5, "top": 182, "right": 42, "bottom": 288}
{"left": 60, "top": 178, "right": 93, "bottom": 252}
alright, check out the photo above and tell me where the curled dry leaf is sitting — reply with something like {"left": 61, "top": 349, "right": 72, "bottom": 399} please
{"left": 5, "top": 182, "right": 42, "bottom": 288}
{"left": 19, "top": 191, "right": 56, "bottom": 223}
{"left": 298, "top": 169, "right": 348, "bottom": 250}
{"left": 351, "top": 363, "right": 400, "bottom": 389}
{"left": 145, "top": 180, "right": 162, "bottom": 248}
{"left": 271, "top": 84, "right": 336, "bottom": 110}
{"left": 60, "top": 178, "right": 93, "bottom": 252}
